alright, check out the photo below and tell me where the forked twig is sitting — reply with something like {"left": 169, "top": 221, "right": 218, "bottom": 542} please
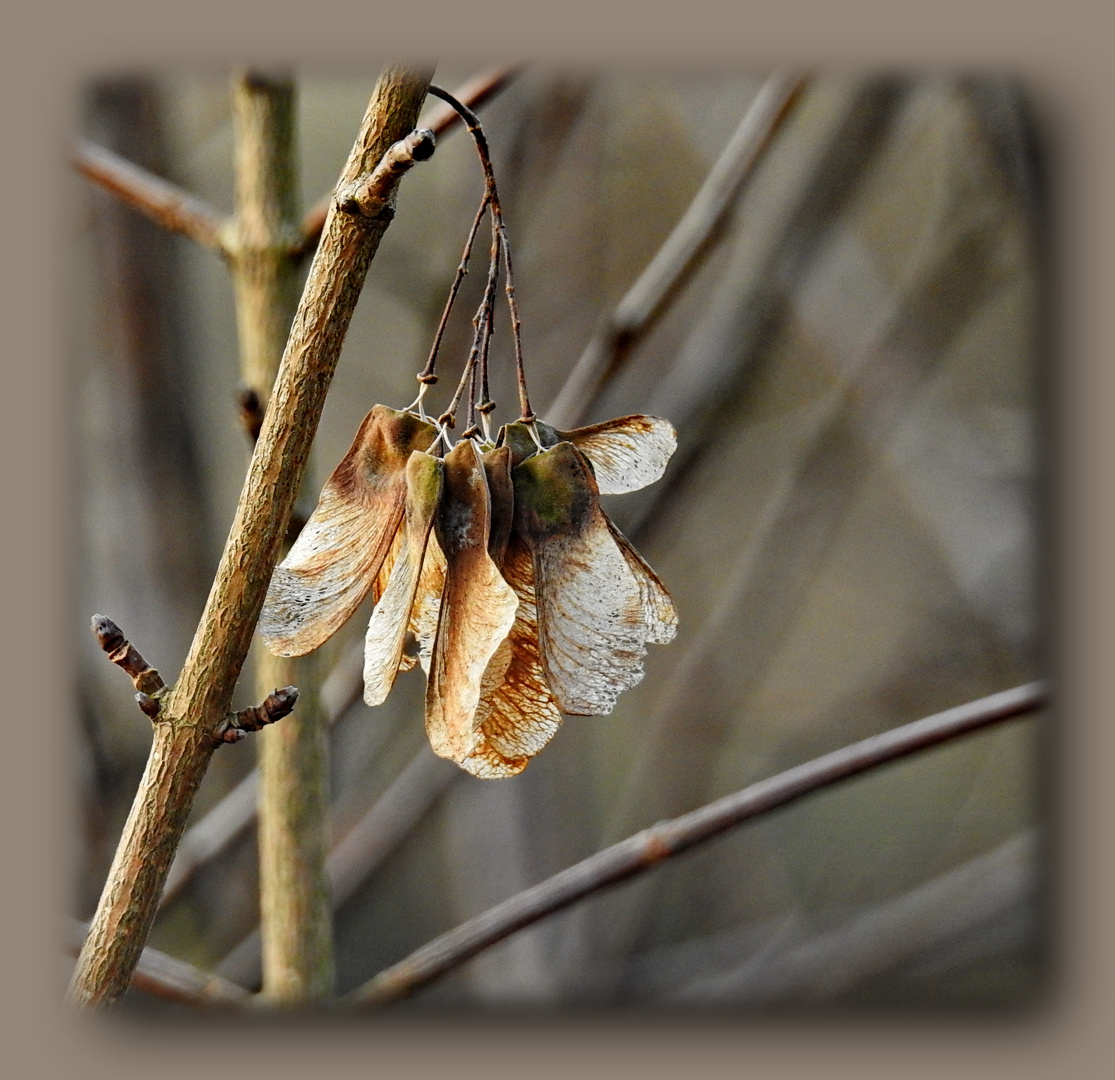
{"left": 346, "top": 681, "right": 1046, "bottom": 1008}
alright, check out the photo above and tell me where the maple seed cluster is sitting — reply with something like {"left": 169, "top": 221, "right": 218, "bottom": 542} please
{"left": 259, "top": 405, "right": 678, "bottom": 778}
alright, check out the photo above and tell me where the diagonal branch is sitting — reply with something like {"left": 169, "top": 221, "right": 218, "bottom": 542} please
{"left": 65, "top": 919, "right": 250, "bottom": 1008}
{"left": 345, "top": 680, "right": 1046, "bottom": 1008}
{"left": 66, "top": 64, "right": 434, "bottom": 1012}
{"left": 543, "top": 70, "right": 806, "bottom": 429}
{"left": 295, "top": 65, "right": 521, "bottom": 256}
{"left": 73, "top": 139, "right": 231, "bottom": 254}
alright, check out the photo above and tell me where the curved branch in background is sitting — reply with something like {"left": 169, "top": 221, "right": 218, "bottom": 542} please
{"left": 65, "top": 919, "right": 250, "bottom": 1009}
{"left": 295, "top": 65, "right": 522, "bottom": 256}
{"left": 73, "top": 139, "right": 231, "bottom": 254}
{"left": 346, "top": 681, "right": 1046, "bottom": 1008}
{"left": 212, "top": 747, "right": 460, "bottom": 990}
{"left": 543, "top": 70, "right": 806, "bottom": 430}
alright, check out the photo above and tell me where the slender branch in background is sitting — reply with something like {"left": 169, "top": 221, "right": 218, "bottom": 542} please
{"left": 65, "top": 919, "right": 250, "bottom": 1008}
{"left": 158, "top": 642, "right": 364, "bottom": 907}
{"left": 544, "top": 71, "right": 806, "bottom": 430}
{"left": 346, "top": 681, "right": 1046, "bottom": 1008}
{"left": 228, "top": 68, "right": 335, "bottom": 1007}
{"left": 73, "top": 139, "right": 231, "bottom": 255}
{"left": 66, "top": 64, "right": 434, "bottom": 1012}
{"left": 213, "top": 748, "right": 460, "bottom": 990}
{"left": 296, "top": 65, "right": 521, "bottom": 256}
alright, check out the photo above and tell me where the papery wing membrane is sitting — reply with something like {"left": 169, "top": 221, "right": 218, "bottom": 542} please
{"left": 459, "top": 534, "right": 563, "bottom": 777}
{"left": 557, "top": 414, "right": 677, "bottom": 495}
{"left": 260, "top": 405, "right": 436, "bottom": 656}
{"left": 605, "top": 520, "right": 678, "bottom": 645}
{"left": 425, "top": 440, "right": 519, "bottom": 763}
{"left": 363, "top": 451, "right": 443, "bottom": 706}
{"left": 513, "top": 442, "right": 646, "bottom": 715}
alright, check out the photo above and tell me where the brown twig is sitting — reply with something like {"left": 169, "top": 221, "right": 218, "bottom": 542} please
{"left": 66, "top": 64, "right": 434, "bottom": 1012}
{"left": 73, "top": 139, "right": 231, "bottom": 255}
{"left": 427, "top": 83, "right": 534, "bottom": 423}
{"left": 336, "top": 128, "right": 436, "bottom": 219}
{"left": 345, "top": 681, "right": 1046, "bottom": 1008}
{"left": 543, "top": 70, "right": 806, "bottom": 429}
{"left": 418, "top": 193, "right": 491, "bottom": 388}
{"left": 66, "top": 919, "right": 251, "bottom": 1008}
{"left": 91, "top": 615, "right": 166, "bottom": 717}
{"left": 296, "top": 65, "right": 521, "bottom": 257}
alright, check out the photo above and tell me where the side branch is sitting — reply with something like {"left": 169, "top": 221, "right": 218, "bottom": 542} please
{"left": 337, "top": 128, "right": 436, "bottom": 219}
{"left": 73, "top": 139, "right": 230, "bottom": 254}
{"left": 345, "top": 681, "right": 1046, "bottom": 1008}
{"left": 296, "top": 65, "right": 520, "bottom": 255}
{"left": 91, "top": 614, "right": 165, "bottom": 717}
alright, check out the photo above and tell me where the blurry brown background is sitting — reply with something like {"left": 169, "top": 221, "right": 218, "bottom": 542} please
{"left": 70, "top": 67, "right": 1044, "bottom": 1010}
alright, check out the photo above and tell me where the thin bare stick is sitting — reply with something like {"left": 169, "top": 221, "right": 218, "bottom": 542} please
{"left": 426, "top": 83, "right": 534, "bottom": 422}
{"left": 73, "top": 139, "right": 231, "bottom": 254}
{"left": 418, "top": 193, "right": 490, "bottom": 385}
{"left": 544, "top": 71, "right": 806, "bottom": 430}
{"left": 157, "top": 641, "right": 364, "bottom": 908}
{"left": 66, "top": 919, "right": 251, "bottom": 1008}
{"left": 296, "top": 65, "right": 521, "bottom": 255}
{"left": 345, "top": 681, "right": 1046, "bottom": 1008}
{"left": 337, "top": 128, "right": 436, "bottom": 219}
{"left": 66, "top": 64, "right": 433, "bottom": 1012}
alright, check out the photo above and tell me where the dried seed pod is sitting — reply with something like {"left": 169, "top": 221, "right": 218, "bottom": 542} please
{"left": 260, "top": 405, "right": 437, "bottom": 657}
{"left": 425, "top": 439, "right": 519, "bottom": 763}
{"left": 512, "top": 441, "right": 648, "bottom": 716}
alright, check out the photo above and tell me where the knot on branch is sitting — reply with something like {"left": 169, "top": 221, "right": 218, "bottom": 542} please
{"left": 91, "top": 615, "right": 167, "bottom": 713}
{"left": 215, "top": 686, "right": 299, "bottom": 745}
{"left": 335, "top": 128, "right": 436, "bottom": 220}
{"left": 236, "top": 386, "right": 266, "bottom": 443}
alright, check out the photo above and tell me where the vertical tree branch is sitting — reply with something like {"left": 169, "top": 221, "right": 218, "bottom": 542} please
{"left": 229, "top": 69, "right": 335, "bottom": 1005}
{"left": 66, "top": 63, "right": 433, "bottom": 1011}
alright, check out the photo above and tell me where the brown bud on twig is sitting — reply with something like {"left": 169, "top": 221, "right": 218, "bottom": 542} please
{"left": 214, "top": 686, "right": 299, "bottom": 745}
{"left": 91, "top": 615, "right": 166, "bottom": 701}
{"left": 236, "top": 386, "right": 266, "bottom": 443}
{"left": 335, "top": 128, "right": 436, "bottom": 219}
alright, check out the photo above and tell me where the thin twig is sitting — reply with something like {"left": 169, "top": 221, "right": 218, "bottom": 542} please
{"left": 66, "top": 65, "right": 434, "bottom": 1012}
{"left": 296, "top": 65, "right": 521, "bottom": 256}
{"left": 157, "top": 641, "right": 364, "bottom": 908}
{"left": 336, "top": 128, "right": 436, "bottom": 219}
{"left": 73, "top": 139, "right": 231, "bottom": 254}
{"left": 426, "top": 83, "right": 534, "bottom": 422}
{"left": 66, "top": 919, "right": 251, "bottom": 1008}
{"left": 418, "top": 193, "right": 491, "bottom": 386}
{"left": 345, "top": 681, "right": 1046, "bottom": 1008}
{"left": 544, "top": 71, "right": 806, "bottom": 429}
{"left": 228, "top": 67, "right": 335, "bottom": 1006}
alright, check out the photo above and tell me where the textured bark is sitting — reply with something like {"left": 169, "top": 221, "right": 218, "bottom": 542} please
{"left": 67, "top": 63, "right": 433, "bottom": 1011}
